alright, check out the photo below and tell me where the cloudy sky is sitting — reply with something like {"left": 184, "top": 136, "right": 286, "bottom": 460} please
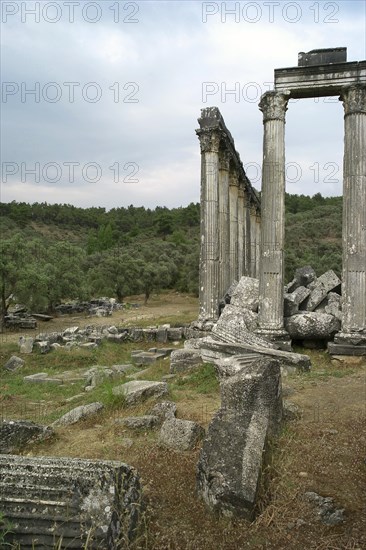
{"left": 1, "top": 0, "right": 365, "bottom": 210}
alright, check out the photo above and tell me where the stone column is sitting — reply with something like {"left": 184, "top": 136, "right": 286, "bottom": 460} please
{"left": 198, "top": 129, "right": 221, "bottom": 322}
{"left": 249, "top": 205, "right": 257, "bottom": 278}
{"left": 237, "top": 185, "right": 245, "bottom": 279}
{"left": 255, "top": 209, "right": 261, "bottom": 278}
{"left": 334, "top": 85, "right": 366, "bottom": 350}
{"left": 218, "top": 149, "right": 231, "bottom": 300}
{"left": 244, "top": 194, "right": 251, "bottom": 277}
{"left": 229, "top": 168, "right": 239, "bottom": 284}
{"left": 256, "top": 91, "right": 291, "bottom": 350}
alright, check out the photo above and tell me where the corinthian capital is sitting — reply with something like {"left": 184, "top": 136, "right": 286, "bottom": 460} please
{"left": 219, "top": 149, "right": 231, "bottom": 171}
{"left": 197, "top": 129, "right": 221, "bottom": 154}
{"left": 340, "top": 85, "right": 366, "bottom": 116}
{"left": 259, "top": 91, "right": 290, "bottom": 123}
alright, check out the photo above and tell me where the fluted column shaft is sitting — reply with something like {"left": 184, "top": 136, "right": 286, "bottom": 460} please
{"left": 218, "top": 150, "right": 231, "bottom": 299}
{"left": 338, "top": 85, "right": 366, "bottom": 338}
{"left": 198, "top": 130, "right": 221, "bottom": 321}
{"left": 257, "top": 91, "right": 290, "bottom": 345}
{"left": 237, "top": 186, "right": 245, "bottom": 279}
{"left": 229, "top": 169, "right": 239, "bottom": 284}
{"left": 255, "top": 210, "right": 261, "bottom": 278}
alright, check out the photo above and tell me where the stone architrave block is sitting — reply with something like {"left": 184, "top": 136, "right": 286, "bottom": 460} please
{"left": 18, "top": 336, "right": 34, "bottom": 354}
{"left": 112, "top": 380, "right": 168, "bottom": 406}
{"left": 52, "top": 402, "right": 104, "bottom": 427}
{"left": 197, "top": 358, "right": 282, "bottom": 519}
{"left": 303, "top": 270, "right": 341, "bottom": 311}
{"left": 170, "top": 349, "right": 202, "bottom": 373}
{"left": 0, "top": 455, "right": 141, "bottom": 549}
{"left": 285, "top": 312, "right": 341, "bottom": 340}
{"left": 0, "top": 420, "right": 54, "bottom": 454}
{"left": 4, "top": 356, "right": 25, "bottom": 372}
{"left": 230, "top": 276, "right": 259, "bottom": 311}
{"left": 159, "top": 417, "right": 205, "bottom": 451}
{"left": 200, "top": 337, "right": 311, "bottom": 372}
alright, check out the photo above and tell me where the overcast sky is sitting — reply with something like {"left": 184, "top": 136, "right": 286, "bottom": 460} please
{"left": 1, "top": 0, "right": 365, "bottom": 210}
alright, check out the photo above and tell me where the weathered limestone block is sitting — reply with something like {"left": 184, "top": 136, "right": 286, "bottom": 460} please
{"left": 132, "top": 351, "right": 166, "bottom": 366}
{"left": 230, "top": 276, "right": 259, "bottom": 311}
{"left": 149, "top": 401, "right": 177, "bottom": 424}
{"left": 112, "top": 380, "right": 168, "bottom": 406}
{"left": 159, "top": 417, "right": 205, "bottom": 451}
{"left": 167, "top": 327, "right": 183, "bottom": 341}
{"left": 284, "top": 286, "right": 311, "bottom": 317}
{"left": 4, "top": 355, "right": 25, "bottom": 372}
{"left": 0, "top": 420, "right": 54, "bottom": 454}
{"left": 24, "top": 372, "right": 63, "bottom": 384}
{"left": 52, "top": 402, "right": 104, "bottom": 427}
{"left": 200, "top": 337, "right": 311, "bottom": 372}
{"left": 212, "top": 306, "right": 277, "bottom": 349}
{"left": 170, "top": 349, "right": 202, "bottom": 373}
{"left": 0, "top": 455, "right": 141, "bottom": 549}
{"left": 302, "top": 270, "right": 341, "bottom": 311}
{"left": 286, "top": 266, "right": 317, "bottom": 293}
{"left": 324, "top": 292, "right": 342, "bottom": 321}
{"left": 18, "top": 336, "right": 34, "bottom": 354}
{"left": 115, "top": 415, "right": 158, "bottom": 430}
{"left": 197, "top": 358, "right": 282, "bottom": 519}
{"left": 285, "top": 312, "right": 341, "bottom": 340}
{"left": 223, "top": 280, "right": 239, "bottom": 303}
{"left": 157, "top": 327, "right": 168, "bottom": 343}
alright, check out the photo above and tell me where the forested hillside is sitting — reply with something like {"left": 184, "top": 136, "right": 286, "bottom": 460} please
{"left": 0, "top": 194, "right": 342, "bottom": 318}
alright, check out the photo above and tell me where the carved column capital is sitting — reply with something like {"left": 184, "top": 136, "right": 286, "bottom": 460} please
{"left": 259, "top": 91, "right": 290, "bottom": 123}
{"left": 339, "top": 85, "right": 366, "bottom": 116}
{"left": 198, "top": 129, "right": 221, "bottom": 154}
{"left": 219, "top": 149, "right": 231, "bottom": 171}
{"left": 229, "top": 168, "right": 239, "bottom": 187}
{"left": 237, "top": 185, "right": 245, "bottom": 198}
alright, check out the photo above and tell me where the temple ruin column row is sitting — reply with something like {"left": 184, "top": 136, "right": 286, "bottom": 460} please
{"left": 197, "top": 108, "right": 261, "bottom": 322}
{"left": 256, "top": 84, "right": 366, "bottom": 352}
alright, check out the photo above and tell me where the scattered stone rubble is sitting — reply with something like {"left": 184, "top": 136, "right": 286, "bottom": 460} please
{"left": 17, "top": 324, "right": 187, "bottom": 355}
{"left": 304, "top": 491, "right": 345, "bottom": 526}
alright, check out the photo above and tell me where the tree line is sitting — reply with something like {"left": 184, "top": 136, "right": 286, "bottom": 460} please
{"left": 0, "top": 194, "right": 342, "bottom": 323}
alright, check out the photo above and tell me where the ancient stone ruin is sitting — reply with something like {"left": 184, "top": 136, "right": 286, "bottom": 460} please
{"left": 193, "top": 47, "right": 366, "bottom": 518}
{"left": 197, "top": 47, "right": 366, "bottom": 356}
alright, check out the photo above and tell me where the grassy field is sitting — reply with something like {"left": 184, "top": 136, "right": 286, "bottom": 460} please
{"left": 1, "top": 293, "right": 365, "bottom": 549}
